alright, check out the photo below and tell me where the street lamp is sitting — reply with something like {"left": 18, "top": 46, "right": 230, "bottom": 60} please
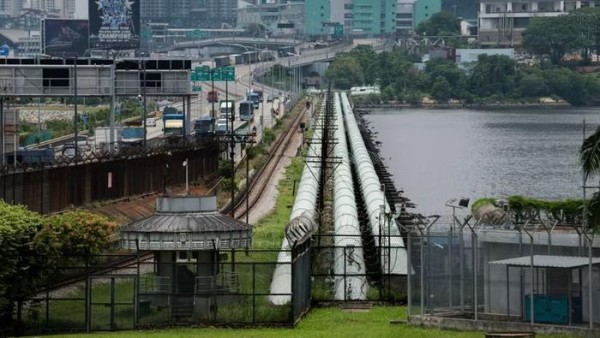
{"left": 139, "top": 55, "right": 148, "bottom": 147}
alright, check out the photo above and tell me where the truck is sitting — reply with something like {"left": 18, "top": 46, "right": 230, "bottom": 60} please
{"left": 5, "top": 148, "right": 55, "bottom": 165}
{"left": 277, "top": 46, "right": 296, "bottom": 58}
{"left": 214, "top": 55, "right": 230, "bottom": 67}
{"left": 194, "top": 116, "right": 213, "bottom": 137}
{"left": 207, "top": 90, "right": 219, "bottom": 103}
{"left": 163, "top": 113, "right": 185, "bottom": 137}
{"left": 229, "top": 54, "right": 244, "bottom": 65}
{"left": 246, "top": 91, "right": 260, "bottom": 109}
{"left": 219, "top": 100, "right": 235, "bottom": 119}
{"left": 120, "top": 127, "right": 144, "bottom": 150}
{"left": 94, "top": 126, "right": 123, "bottom": 152}
{"left": 242, "top": 51, "right": 258, "bottom": 64}
{"left": 259, "top": 50, "right": 275, "bottom": 62}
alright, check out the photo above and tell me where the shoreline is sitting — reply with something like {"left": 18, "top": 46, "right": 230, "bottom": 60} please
{"left": 354, "top": 102, "right": 573, "bottom": 111}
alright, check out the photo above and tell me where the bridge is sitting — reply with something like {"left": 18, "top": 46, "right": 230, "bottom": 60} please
{"left": 159, "top": 37, "right": 300, "bottom": 53}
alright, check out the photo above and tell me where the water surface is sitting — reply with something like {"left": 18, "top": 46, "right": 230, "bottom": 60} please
{"left": 364, "top": 107, "right": 600, "bottom": 215}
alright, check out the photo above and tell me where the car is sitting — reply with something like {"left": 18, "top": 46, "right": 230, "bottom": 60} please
{"left": 215, "top": 118, "right": 229, "bottom": 134}
{"left": 146, "top": 117, "right": 156, "bottom": 127}
{"left": 267, "top": 94, "right": 276, "bottom": 103}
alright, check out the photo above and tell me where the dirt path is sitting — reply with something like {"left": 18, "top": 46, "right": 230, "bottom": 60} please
{"left": 247, "top": 130, "right": 303, "bottom": 225}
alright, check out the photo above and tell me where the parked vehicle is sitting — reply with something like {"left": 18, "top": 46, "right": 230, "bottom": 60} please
{"left": 239, "top": 101, "right": 255, "bottom": 122}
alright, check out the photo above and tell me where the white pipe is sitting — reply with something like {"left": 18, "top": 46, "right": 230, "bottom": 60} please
{"left": 269, "top": 95, "right": 324, "bottom": 305}
{"left": 333, "top": 93, "right": 367, "bottom": 300}
{"left": 340, "top": 92, "right": 407, "bottom": 276}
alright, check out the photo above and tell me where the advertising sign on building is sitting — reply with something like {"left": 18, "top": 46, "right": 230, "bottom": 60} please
{"left": 42, "top": 19, "right": 90, "bottom": 57}
{"left": 89, "top": 0, "right": 140, "bottom": 50}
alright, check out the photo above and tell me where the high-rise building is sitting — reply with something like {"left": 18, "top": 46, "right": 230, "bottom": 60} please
{"left": 24, "top": 0, "right": 75, "bottom": 18}
{"left": 351, "top": 0, "right": 396, "bottom": 37}
{"left": 206, "top": 0, "right": 237, "bottom": 28}
{"left": 0, "top": 0, "right": 23, "bottom": 17}
{"left": 413, "top": 0, "right": 441, "bottom": 28}
{"left": 304, "top": 0, "right": 329, "bottom": 38}
{"left": 395, "top": 0, "right": 415, "bottom": 33}
{"left": 140, "top": 0, "right": 236, "bottom": 28}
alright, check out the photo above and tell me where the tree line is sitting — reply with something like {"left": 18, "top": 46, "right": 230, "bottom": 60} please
{"left": 325, "top": 9, "right": 600, "bottom": 106}
{"left": 0, "top": 202, "right": 116, "bottom": 326}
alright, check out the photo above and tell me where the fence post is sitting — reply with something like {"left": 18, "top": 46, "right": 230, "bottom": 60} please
{"left": 252, "top": 263, "right": 256, "bottom": 324}
{"left": 407, "top": 232, "right": 412, "bottom": 316}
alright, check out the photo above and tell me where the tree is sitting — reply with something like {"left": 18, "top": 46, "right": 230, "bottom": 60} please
{"left": 523, "top": 16, "right": 580, "bottom": 64}
{"left": 0, "top": 202, "right": 44, "bottom": 325}
{"left": 468, "top": 54, "right": 517, "bottom": 97}
{"left": 424, "top": 59, "right": 467, "bottom": 99}
{"left": 416, "top": 11, "right": 461, "bottom": 36}
{"left": 580, "top": 127, "right": 600, "bottom": 230}
{"left": 34, "top": 211, "right": 117, "bottom": 268}
{"left": 431, "top": 77, "right": 452, "bottom": 102}
{"left": 517, "top": 73, "right": 549, "bottom": 98}
{"left": 325, "top": 55, "right": 364, "bottom": 89}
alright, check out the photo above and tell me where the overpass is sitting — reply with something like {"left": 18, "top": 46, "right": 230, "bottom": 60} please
{"left": 159, "top": 37, "right": 300, "bottom": 53}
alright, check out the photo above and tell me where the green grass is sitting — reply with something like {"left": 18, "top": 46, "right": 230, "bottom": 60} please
{"left": 43, "top": 305, "right": 577, "bottom": 338}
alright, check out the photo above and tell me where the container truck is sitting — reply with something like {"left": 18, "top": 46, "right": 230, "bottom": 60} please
{"left": 163, "top": 113, "right": 185, "bottom": 137}
{"left": 219, "top": 100, "right": 235, "bottom": 119}
{"left": 229, "top": 54, "right": 244, "bottom": 65}
{"left": 214, "top": 55, "right": 230, "bottom": 67}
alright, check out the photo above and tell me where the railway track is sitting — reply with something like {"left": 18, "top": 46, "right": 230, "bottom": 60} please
{"left": 232, "top": 102, "right": 308, "bottom": 221}
{"left": 37, "top": 252, "right": 154, "bottom": 294}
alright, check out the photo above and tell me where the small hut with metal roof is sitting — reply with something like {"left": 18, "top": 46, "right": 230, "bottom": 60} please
{"left": 121, "top": 195, "right": 252, "bottom": 319}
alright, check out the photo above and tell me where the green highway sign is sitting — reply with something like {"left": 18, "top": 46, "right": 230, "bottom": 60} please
{"left": 334, "top": 23, "right": 344, "bottom": 36}
{"left": 190, "top": 66, "right": 235, "bottom": 82}
{"left": 186, "top": 30, "right": 207, "bottom": 38}
{"left": 192, "top": 86, "right": 202, "bottom": 92}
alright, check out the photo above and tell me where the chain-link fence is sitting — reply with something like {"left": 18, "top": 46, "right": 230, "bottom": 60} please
{"left": 7, "top": 248, "right": 307, "bottom": 336}
{"left": 405, "top": 214, "right": 600, "bottom": 330}
{"left": 312, "top": 234, "right": 407, "bottom": 302}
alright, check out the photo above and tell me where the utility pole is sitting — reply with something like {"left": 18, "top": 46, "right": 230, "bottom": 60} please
{"left": 141, "top": 56, "right": 147, "bottom": 147}
{"left": 73, "top": 55, "right": 78, "bottom": 160}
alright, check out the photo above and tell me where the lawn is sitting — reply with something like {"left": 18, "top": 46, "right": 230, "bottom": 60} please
{"left": 45, "top": 306, "right": 576, "bottom": 338}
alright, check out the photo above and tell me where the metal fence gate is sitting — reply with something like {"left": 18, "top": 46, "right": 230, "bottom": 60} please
{"left": 88, "top": 275, "right": 137, "bottom": 331}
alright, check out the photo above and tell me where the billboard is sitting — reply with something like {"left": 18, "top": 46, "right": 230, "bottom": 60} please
{"left": 89, "top": 0, "right": 140, "bottom": 50}
{"left": 42, "top": 19, "right": 90, "bottom": 57}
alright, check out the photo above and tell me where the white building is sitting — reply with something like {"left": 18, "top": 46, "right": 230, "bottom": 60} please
{"left": 478, "top": 0, "right": 595, "bottom": 46}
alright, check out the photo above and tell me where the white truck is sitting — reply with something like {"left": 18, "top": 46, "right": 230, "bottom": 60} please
{"left": 93, "top": 126, "right": 122, "bottom": 152}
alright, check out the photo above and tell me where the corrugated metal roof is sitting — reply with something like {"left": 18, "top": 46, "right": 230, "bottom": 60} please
{"left": 489, "top": 255, "right": 600, "bottom": 269}
{"left": 121, "top": 211, "right": 252, "bottom": 233}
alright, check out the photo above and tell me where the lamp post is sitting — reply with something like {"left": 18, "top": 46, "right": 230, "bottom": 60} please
{"left": 140, "top": 56, "right": 147, "bottom": 147}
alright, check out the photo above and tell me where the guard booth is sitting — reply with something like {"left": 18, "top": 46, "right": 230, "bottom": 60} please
{"left": 120, "top": 195, "right": 252, "bottom": 322}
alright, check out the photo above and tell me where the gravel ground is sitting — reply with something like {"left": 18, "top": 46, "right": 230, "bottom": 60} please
{"left": 247, "top": 126, "right": 303, "bottom": 225}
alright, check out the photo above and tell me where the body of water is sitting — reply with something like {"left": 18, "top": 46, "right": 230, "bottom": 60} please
{"left": 364, "top": 107, "right": 600, "bottom": 215}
